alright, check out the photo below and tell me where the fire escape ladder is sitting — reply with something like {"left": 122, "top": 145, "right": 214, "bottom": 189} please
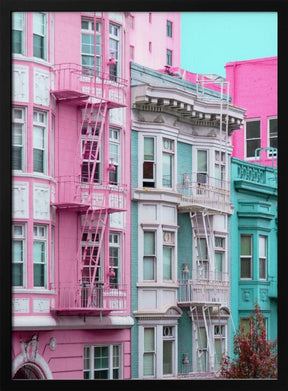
{"left": 202, "top": 210, "right": 215, "bottom": 279}
{"left": 202, "top": 305, "right": 215, "bottom": 372}
{"left": 190, "top": 212, "right": 202, "bottom": 274}
{"left": 191, "top": 306, "right": 204, "bottom": 373}
{"left": 86, "top": 208, "right": 109, "bottom": 307}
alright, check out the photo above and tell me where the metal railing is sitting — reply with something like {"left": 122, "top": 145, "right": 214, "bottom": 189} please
{"left": 52, "top": 63, "right": 127, "bottom": 106}
{"left": 177, "top": 172, "right": 231, "bottom": 213}
{"left": 54, "top": 176, "right": 127, "bottom": 210}
{"left": 54, "top": 282, "right": 127, "bottom": 312}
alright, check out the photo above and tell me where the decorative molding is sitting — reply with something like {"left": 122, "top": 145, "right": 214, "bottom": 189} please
{"left": 33, "top": 183, "right": 50, "bottom": 220}
{"left": 34, "top": 68, "right": 50, "bottom": 106}
{"left": 12, "top": 64, "right": 29, "bottom": 102}
{"left": 33, "top": 298, "right": 50, "bottom": 313}
{"left": 12, "top": 298, "right": 30, "bottom": 313}
{"left": 12, "top": 182, "right": 29, "bottom": 219}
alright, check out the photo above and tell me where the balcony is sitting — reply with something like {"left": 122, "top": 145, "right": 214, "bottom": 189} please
{"left": 53, "top": 282, "right": 127, "bottom": 315}
{"left": 51, "top": 63, "right": 127, "bottom": 108}
{"left": 53, "top": 176, "right": 127, "bottom": 212}
{"left": 177, "top": 172, "right": 232, "bottom": 214}
{"left": 178, "top": 269, "right": 230, "bottom": 307}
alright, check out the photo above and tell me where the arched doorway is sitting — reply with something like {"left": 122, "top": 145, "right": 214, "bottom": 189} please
{"left": 13, "top": 363, "right": 45, "bottom": 379}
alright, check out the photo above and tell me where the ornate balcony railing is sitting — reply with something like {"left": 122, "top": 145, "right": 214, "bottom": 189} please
{"left": 178, "top": 269, "right": 230, "bottom": 306}
{"left": 177, "top": 172, "right": 232, "bottom": 213}
{"left": 51, "top": 63, "right": 127, "bottom": 108}
{"left": 53, "top": 176, "right": 127, "bottom": 212}
{"left": 53, "top": 282, "right": 127, "bottom": 314}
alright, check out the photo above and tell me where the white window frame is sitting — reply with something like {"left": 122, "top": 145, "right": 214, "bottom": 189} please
{"left": 267, "top": 116, "right": 278, "bottom": 156}
{"left": 12, "top": 107, "right": 26, "bottom": 172}
{"left": 33, "top": 110, "right": 48, "bottom": 174}
{"left": 259, "top": 235, "right": 267, "bottom": 280}
{"left": 214, "top": 150, "right": 226, "bottom": 188}
{"left": 109, "top": 128, "right": 121, "bottom": 185}
{"left": 109, "top": 22, "right": 120, "bottom": 81}
{"left": 214, "top": 324, "right": 226, "bottom": 370}
{"left": 166, "top": 49, "right": 172, "bottom": 66}
{"left": 245, "top": 119, "right": 261, "bottom": 160}
{"left": 162, "top": 326, "right": 175, "bottom": 377}
{"left": 83, "top": 344, "right": 122, "bottom": 379}
{"left": 162, "top": 230, "right": 175, "bottom": 281}
{"left": 33, "top": 224, "right": 48, "bottom": 288}
{"left": 214, "top": 235, "right": 226, "bottom": 281}
{"left": 143, "top": 136, "right": 156, "bottom": 187}
{"left": 12, "top": 223, "right": 26, "bottom": 288}
{"left": 33, "top": 12, "right": 47, "bottom": 60}
{"left": 81, "top": 17, "right": 101, "bottom": 75}
{"left": 12, "top": 12, "right": 25, "bottom": 55}
{"left": 166, "top": 20, "right": 173, "bottom": 37}
{"left": 162, "top": 138, "right": 174, "bottom": 189}
{"left": 143, "top": 327, "right": 156, "bottom": 378}
{"left": 240, "top": 234, "right": 253, "bottom": 280}
{"left": 109, "top": 232, "right": 121, "bottom": 284}
{"left": 143, "top": 230, "right": 157, "bottom": 281}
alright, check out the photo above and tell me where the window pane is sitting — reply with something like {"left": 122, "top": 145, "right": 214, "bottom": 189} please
{"left": 144, "top": 232, "right": 155, "bottom": 255}
{"left": 34, "top": 264, "right": 45, "bottom": 286}
{"left": 247, "top": 139, "right": 261, "bottom": 158}
{"left": 12, "top": 30, "right": 22, "bottom": 54}
{"left": 197, "top": 238, "right": 207, "bottom": 259}
{"left": 33, "top": 13, "right": 45, "bottom": 35}
{"left": 144, "top": 328, "right": 154, "bottom": 350}
{"left": 269, "top": 118, "right": 278, "bottom": 136}
{"left": 13, "top": 241, "right": 23, "bottom": 262}
{"left": 144, "top": 138, "right": 154, "bottom": 160}
{"left": 33, "top": 126, "right": 44, "bottom": 148}
{"left": 33, "top": 149, "right": 44, "bottom": 172}
{"left": 143, "top": 353, "right": 154, "bottom": 376}
{"left": 259, "top": 236, "right": 267, "bottom": 257}
{"left": 197, "top": 150, "right": 207, "bottom": 172}
{"left": 163, "top": 340, "right": 173, "bottom": 375}
{"left": 33, "top": 35, "right": 44, "bottom": 58}
{"left": 246, "top": 121, "right": 260, "bottom": 139}
{"left": 259, "top": 258, "right": 266, "bottom": 279}
{"left": 241, "top": 235, "right": 251, "bottom": 255}
{"left": 143, "top": 161, "right": 154, "bottom": 180}
{"left": 143, "top": 257, "right": 154, "bottom": 280}
{"left": 214, "top": 339, "right": 222, "bottom": 368}
{"left": 33, "top": 242, "right": 45, "bottom": 262}
{"left": 163, "top": 153, "right": 172, "bottom": 187}
{"left": 12, "top": 12, "right": 23, "bottom": 29}
{"left": 241, "top": 258, "right": 251, "bottom": 278}
{"left": 12, "top": 147, "right": 22, "bottom": 170}
{"left": 12, "top": 263, "right": 23, "bottom": 286}
{"left": 198, "top": 327, "right": 207, "bottom": 349}
{"left": 163, "top": 246, "right": 172, "bottom": 280}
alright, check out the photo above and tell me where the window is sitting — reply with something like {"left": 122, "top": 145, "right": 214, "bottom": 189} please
{"left": 246, "top": 120, "right": 260, "bottom": 158}
{"left": 149, "top": 41, "right": 152, "bottom": 53}
{"left": 259, "top": 236, "right": 267, "bottom": 280}
{"left": 12, "top": 107, "right": 25, "bottom": 171}
{"left": 166, "top": 20, "right": 172, "bottom": 37}
{"left": 81, "top": 231, "right": 102, "bottom": 285}
{"left": 33, "top": 225, "right": 47, "bottom": 288}
{"left": 143, "top": 137, "right": 155, "bottom": 187}
{"left": 163, "top": 326, "right": 174, "bottom": 376}
{"left": 197, "top": 327, "right": 208, "bottom": 372}
{"left": 214, "top": 325, "right": 226, "bottom": 370}
{"left": 109, "top": 233, "right": 120, "bottom": 284}
{"left": 33, "top": 13, "right": 47, "bottom": 60}
{"left": 197, "top": 150, "right": 208, "bottom": 184}
{"left": 109, "top": 23, "right": 120, "bottom": 81}
{"left": 109, "top": 128, "right": 120, "bottom": 184}
{"left": 143, "top": 231, "right": 156, "bottom": 280}
{"left": 215, "top": 236, "right": 225, "bottom": 281}
{"left": 12, "top": 12, "right": 24, "bottom": 54}
{"left": 163, "top": 231, "right": 174, "bottom": 280}
{"left": 129, "top": 15, "right": 134, "bottom": 29}
{"left": 143, "top": 328, "right": 155, "bottom": 377}
{"left": 240, "top": 234, "right": 252, "bottom": 279}
{"left": 81, "top": 123, "right": 101, "bottom": 183}
{"left": 33, "top": 110, "right": 47, "bottom": 174}
{"left": 81, "top": 18, "right": 101, "bottom": 75}
{"left": 196, "top": 238, "right": 209, "bottom": 279}
{"left": 162, "top": 138, "right": 174, "bottom": 188}
{"left": 149, "top": 13, "right": 152, "bottom": 23}
{"left": 12, "top": 224, "right": 26, "bottom": 287}
{"left": 214, "top": 150, "right": 226, "bottom": 188}
{"left": 268, "top": 117, "right": 278, "bottom": 154}
{"left": 84, "top": 345, "right": 121, "bottom": 379}
{"left": 166, "top": 49, "right": 172, "bottom": 66}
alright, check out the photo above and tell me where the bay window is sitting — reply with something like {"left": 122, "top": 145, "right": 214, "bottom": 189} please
{"left": 259, "top": 235, "right": 267, "bottom": 280}
{"left": 197, "top": 150, "right": 208, "bottom": 184}
{"left": 162, "top": 138, "right": 174, "bottom": 188}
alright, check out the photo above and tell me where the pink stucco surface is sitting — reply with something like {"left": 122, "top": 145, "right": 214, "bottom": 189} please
{"left": 225, "top": 57, "right": 277, "bottom": 166}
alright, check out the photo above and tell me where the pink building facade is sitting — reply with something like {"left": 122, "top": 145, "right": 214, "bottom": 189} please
{"left": 225, "top": 57, "right": 278, "bottom": 167}
{"left": 11, "top": 11, "right": 181, "bottom": 380}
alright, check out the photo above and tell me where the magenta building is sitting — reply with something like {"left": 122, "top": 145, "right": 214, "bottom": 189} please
{"left": 11, "top": 11, "right": 181, "bottom": 380}
{"left": 225, "top": 57, "right": 278, "bottom": 167}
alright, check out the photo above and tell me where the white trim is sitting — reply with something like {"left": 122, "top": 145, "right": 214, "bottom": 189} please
{"left": 12, "top": 352, "right": 53, "bottom": 379}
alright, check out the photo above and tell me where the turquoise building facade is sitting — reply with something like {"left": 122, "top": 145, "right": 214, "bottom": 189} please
{"left": 230, "top": 158, "right": 278, "bottom": 351}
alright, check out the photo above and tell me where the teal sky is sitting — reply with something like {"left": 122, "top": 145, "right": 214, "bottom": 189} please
{"left": 181, "top": 12, "right": 278, "bottom": 77}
